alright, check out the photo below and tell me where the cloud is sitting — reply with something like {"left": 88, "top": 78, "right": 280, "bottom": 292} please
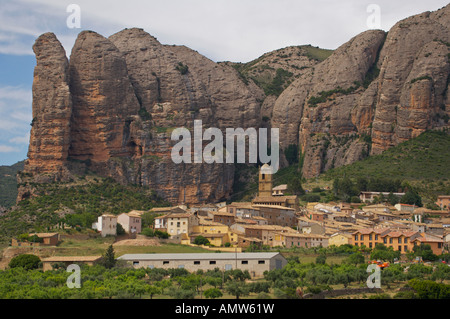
{"left": 7, "top": 0, "right": 450, "bottom": 62}
{"left": 9, "top": 132, "right": 30, "bottom": 145}
{"left": 0, "top": 145, "right": 20, "bottom": 153}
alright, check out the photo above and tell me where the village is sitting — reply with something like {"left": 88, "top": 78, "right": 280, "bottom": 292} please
{"left": 9, "top": 164, "right": 450, "bottom": 277}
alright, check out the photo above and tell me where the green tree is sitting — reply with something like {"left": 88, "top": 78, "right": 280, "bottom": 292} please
{"left": 345, "top": 252, "right": 365, "bottom": 266}
{"left": 316, "top": 254, "right": 327, "bottom": 265}
{"left": 288, "top": 176, "right": 305, "bottom": 196}
{"left": 116, "top": 223, "right": 125, "bottom": 235}
{"left": 194, "top": 236, "right": 210, "bottom": 246}
{"left": 401, "top": 189, "right": 423, "bottom": 207}
{"left": 146, "top": 285, "right": 161, "bottom": 299}
{"left": 408, "top": 279, "right": 450, "bottom": 299}
{"left": 226, "top": 280, "right": 250, "bottom": 299}
{"left": 203, "top": 288, "right": 223, "bottom": 299}
{"left": 9, "top": 254, "right": 41, "bottom": 270}
{"left": 102, "top": 245, "right": 116, "bottom": 269}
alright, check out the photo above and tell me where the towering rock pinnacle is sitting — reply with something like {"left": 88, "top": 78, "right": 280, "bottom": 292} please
{"left": 26, "top": 32, "right": 72, "bottom": 176}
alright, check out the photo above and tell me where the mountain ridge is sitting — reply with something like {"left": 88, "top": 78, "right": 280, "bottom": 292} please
{"left": 17, "top": 4, "right": 450, "bottom": 205}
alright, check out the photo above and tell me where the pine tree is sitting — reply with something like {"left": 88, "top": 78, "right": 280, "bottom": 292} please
{"left": 103, "top": 245, "right": 116, "bottom": 269}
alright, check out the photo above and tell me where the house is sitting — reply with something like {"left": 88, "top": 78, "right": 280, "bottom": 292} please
{"left": 226, "top": 202, "right": 259, "bottom": 218}
{"left": 436, "top": 195, "right": 450, "bottom": 210}
{"left": 207, "top": 211, "right": 235, "bottom": 226}
{"left": 235, "top": 224, "right": 295, "bottom": 246}
{"left": 117, "top": 252, "right": 288, "bottom": 277}
{"left": 92, "top": 214, "right": 117, "bottom": 237}
{"left": 154, "top": 215, "right": 168, "bottom": 232}
{"left": 166, "top": 212, "right": 199, "bottom": 238}
{"left": 42, "top": 256, "right": 102, "bottom": 271}
{"left": 425, "top": 224, "right": 444, "bottom": 236}
{"left": 253, "top": 204, "right": 297, "bottom": 227}
{"left": 307, "top": 211, "right": 326, "bottom": 222}
{"left": 329, "top": 232, "right": 352, "bottom": 247}
{"left": 297, "top": 217, "right": 326, "bottom": 235}
{"left": 190, "top": 219, "right": 238, "bottom": 246}
{"left": 411, "top": 233, "right": 445, "bottom": 256}
{"left": 117, "top": 211, "right": 142, "bottom": 234}
{"left": 360, "top": 191, "right": 405, "bottom": 203}
{"left": 380, "top": 230, "right": 421, "bottom": 253}
{"left": 395, "top": 203, "right": 417, "bottom": 212}
{"left": 350, "top": 228, "right": 393, "bottom": 249}
{"left": 273, "top": 232, "right": 329, "bottom": 248}
{"left": 373, "top": 211, "right": 401, "bottom": 222}
{"left": 11, "top": 233, "right": 60, "bottom": 247}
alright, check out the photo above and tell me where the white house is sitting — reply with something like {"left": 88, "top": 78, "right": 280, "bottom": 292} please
{"left": 92, "top": 214, "right": 117, "bottom": 237}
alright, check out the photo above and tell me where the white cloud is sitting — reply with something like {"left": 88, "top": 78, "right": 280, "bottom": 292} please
{"left": 6, "top": 0, "right": 450, "bottom": 62}
{"left": 0, "top": 145, "right": 20, "bottom": 153}
{"left": 9, "top": 132, "right": 30, "bottom": 145}
{"left": 0, "top": 86, "right": 32, "bottom": 104}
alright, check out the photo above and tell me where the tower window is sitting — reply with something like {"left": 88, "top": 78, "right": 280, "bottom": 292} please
{"left": 262, "top": 174, "right": 265, "bottom": 180}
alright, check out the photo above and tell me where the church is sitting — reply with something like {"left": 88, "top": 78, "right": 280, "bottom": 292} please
{"left": 251, "top": 164, "right": 298, "bottom": 210}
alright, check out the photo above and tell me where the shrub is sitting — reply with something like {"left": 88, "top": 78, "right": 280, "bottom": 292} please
{"left": 193, "top": 236, "right": 210, "bottom": 246}
{"left": 203, "top": 288, "right": 223, "bottom": 299}
{"left": 9, "top": 254, "right": 41, "bottom": 270}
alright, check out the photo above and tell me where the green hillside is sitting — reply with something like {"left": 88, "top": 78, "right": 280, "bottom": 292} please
{"left": 0, "top": 176, "right": 170, "bottom": 243}
{"left": 320, "top": 130, "right": 450, "bottom": 204}
{"left": 0, "top": 160, "right": 25, "bottom": 209}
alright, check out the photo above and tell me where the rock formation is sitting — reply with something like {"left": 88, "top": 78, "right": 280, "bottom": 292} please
{"left": 19, "top": 5, "right": 450, "bottom": 203}
{"left": 271, "top": 5, "right": 450, "bottom": 178}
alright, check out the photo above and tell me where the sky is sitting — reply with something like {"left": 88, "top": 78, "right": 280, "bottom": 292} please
{"left": 0, "top": 0, "right": 448, "bottom": 166}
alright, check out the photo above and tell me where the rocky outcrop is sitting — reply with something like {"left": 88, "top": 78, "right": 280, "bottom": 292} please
{"left": 20, "top": 28, "right": 260, "bottom": 204}
{"left": 271, "top": 4, "right": 450, "bottom": 178}
{"left": 26, "top": 32, "right": 72, "bottom": 176}
{"left": 20, "top": 5, "right": 450, "bottom": 202}
{"left": 371, "top": 8, "right": 450, "bottom": 153}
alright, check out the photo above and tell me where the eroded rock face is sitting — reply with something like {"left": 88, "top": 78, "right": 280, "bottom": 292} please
{"left": 26, "top": 32, "right": 72, "bottom": 176}
{"left": 371, "top": 7, "right": 450, "bottom": 154}
{"left": 21, "top": 28, "right": 261, "bottom": 204}
{"left": 272, "top": 30, "right": 387, "bottom": 178}
{"left": 21, "top": 5, "right": 450, "bottom": 202}
{"left": 271, "top": 4, "right": 450, "bottom": 179}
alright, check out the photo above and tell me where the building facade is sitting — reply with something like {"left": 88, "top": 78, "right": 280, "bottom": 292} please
{"left": 117, "top": 252, "right": 287, "bottom": 277}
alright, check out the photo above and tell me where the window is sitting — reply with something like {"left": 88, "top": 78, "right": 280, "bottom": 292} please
{"left": 355, "top": 235, "right": 358, "bottom": 241}
{"left": 404, "top": 246, "right": 408, "bottom": 252}
{"left": 178, "top": 265, "right": 185, "bottom": 269}
{"left": 225, "top": 264, "right": 232, "bottom": 270}
{"left": 404, "top": 238, "right": 408, "bottom": 243}
{"left": 177, "top": 222, "right": 180, "bottom": 227}
{"left": 369, "top": 234, "right": 372, "bottom": 241}
{"left": 398, "top": 238, "right": 402, "bottom": 244}
{"left": 258, "top": 260, "right": 265, "bottom": 265}
{"left": 398, "top": 246, "right": 401, "bottom": 251}
{"left": 163, "top": 261, "right": 169, "bottom": 265}
{"left": 241, "top": 260, "right": 248, "bottom": 265}
{"left": 389, "top": 238, "right": 393, "bottom": 244}
{"left": 383, "top": 238, "right": 387, "bottom": 244}
{"left": 133, "top": 261, "right": 139, "bottom": 266}
{"left": 209, "top": 261, "right": 216, "bottom": 265}
{"left": 148, "top": 265, "right": 154, "bottom": 269}
{"left": 355, "top": 243, "right": 358, "bottom": 246}
{"left": 375, "top": 235, "right": 378, "bottom": 240}
{"left": 360, "top": 235, "right": 364, "bottom": 241}
{"left": 369, "top": 243, "right": 373, "bottom": 248}
{"left": 194, "top": 261, "right": 200, "bottom": 265}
